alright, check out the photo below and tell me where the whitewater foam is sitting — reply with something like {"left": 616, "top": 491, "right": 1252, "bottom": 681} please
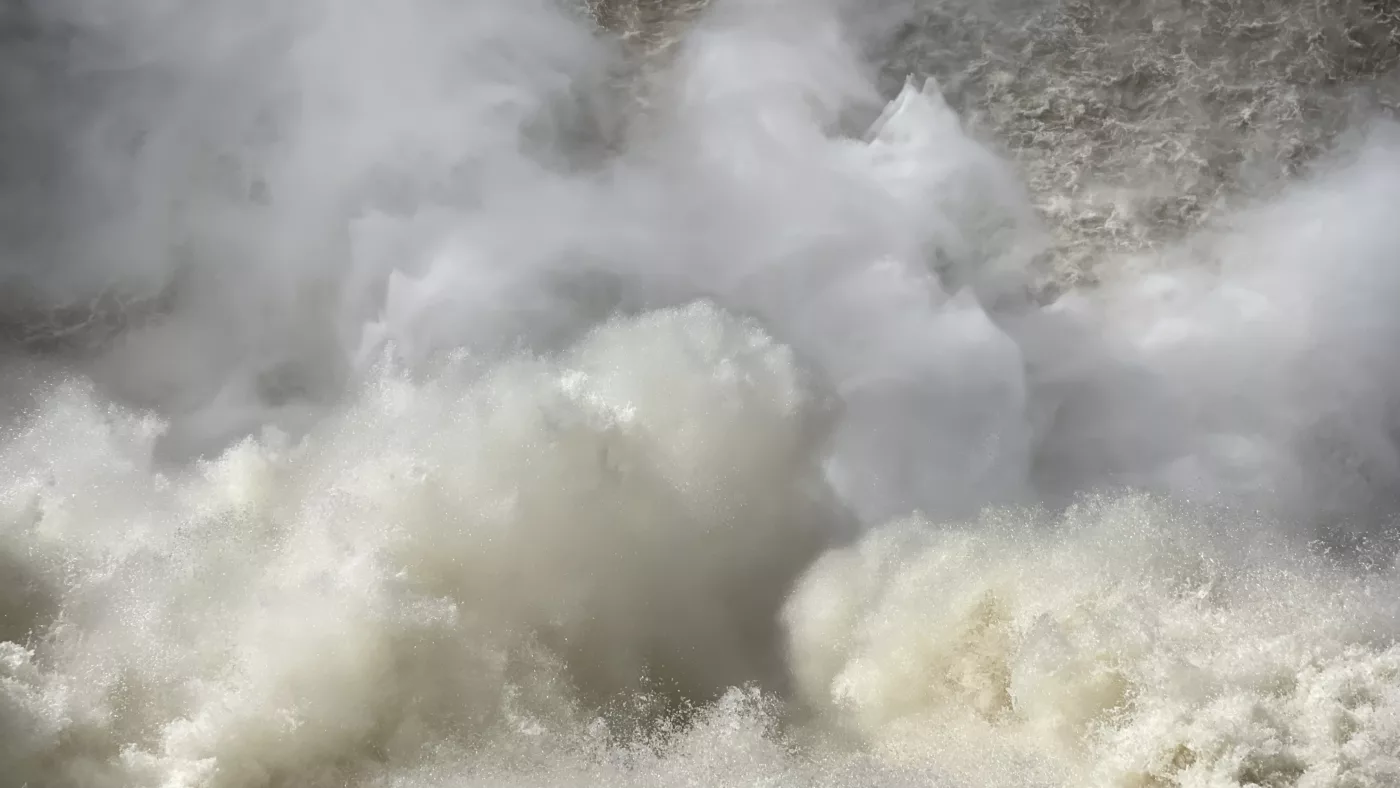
{"left": 2, "top": 1, "right": 1400, "bottom": 787}
{"left": 0, "top": 302, "right": 848, "bottom": 786}
{"left": 785, "top": 498, "right": 1400, "bottom": 787}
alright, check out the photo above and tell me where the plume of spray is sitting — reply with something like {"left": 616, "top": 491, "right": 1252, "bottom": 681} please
{"left": 2, "top": 0, "right": 1400, "bottom": 786}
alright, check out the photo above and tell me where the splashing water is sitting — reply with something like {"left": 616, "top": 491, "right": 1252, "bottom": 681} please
{"left": 2, "top": 1, "right": 1400, "bottom": 786}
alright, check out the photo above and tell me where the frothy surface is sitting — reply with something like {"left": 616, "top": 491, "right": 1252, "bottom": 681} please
{"left": 2, "top": 1, "right": 1399, "bottom": 786}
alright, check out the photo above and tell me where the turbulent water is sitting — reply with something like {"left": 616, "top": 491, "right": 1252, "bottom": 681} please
{"left": 3, "top": 1, "right": 1400, "bottom": 786}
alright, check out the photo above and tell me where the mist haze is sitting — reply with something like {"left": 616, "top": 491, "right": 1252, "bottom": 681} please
{"left": 2, "top": 1, "right": 1400, "bottom": 786}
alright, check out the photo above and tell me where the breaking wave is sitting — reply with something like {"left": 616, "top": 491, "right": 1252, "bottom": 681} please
{"left": 2, "top": 1, "right": 1399, "bottom": 786}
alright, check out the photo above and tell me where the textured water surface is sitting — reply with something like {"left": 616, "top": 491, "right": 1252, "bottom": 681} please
{"left": 2, "top": 2, "right": 1400, "bottom": 786}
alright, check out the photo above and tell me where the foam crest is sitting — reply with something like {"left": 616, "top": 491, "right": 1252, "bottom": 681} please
{"left": 784, "top": 497, "right": 1400, "bottom": 787}
{"left": 0, "top": 303, "right": 845, "bottom": 786}
{"left": 3, "top": 1, "right": 1400, "bottom": 787}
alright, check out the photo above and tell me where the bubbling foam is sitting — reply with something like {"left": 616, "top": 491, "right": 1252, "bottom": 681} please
{"left": 784, "top": 496, "right": 1400, "bottom": 787}
{"left": 0, "top": 302, "right": 848, "bottom": 787}
{"left": 4, "top": 2, "right": 1400, "bottom": 787}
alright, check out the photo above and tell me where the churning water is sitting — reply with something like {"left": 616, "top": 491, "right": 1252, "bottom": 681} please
{"left": 2, "top": 1, "right": 1400, "bottom": 786}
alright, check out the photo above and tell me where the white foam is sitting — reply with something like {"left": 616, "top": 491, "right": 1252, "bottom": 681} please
{"left": 784, "top": 497, "right": 1400, "bottom": 787}
{"left": 0, "top": 303, "right": 846, "bottom": 786}
{"left": 5, "top": 1, "right": 1400, "bottom": 787}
